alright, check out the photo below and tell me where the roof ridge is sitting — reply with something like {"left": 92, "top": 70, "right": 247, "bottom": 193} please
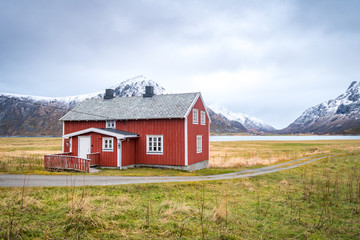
{"left": 60, "top": 92, "right": 202, "bottom": 121}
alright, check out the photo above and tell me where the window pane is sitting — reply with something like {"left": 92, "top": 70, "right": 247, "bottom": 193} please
{"left": 147, "top": 135, "right": 163, "bottom": 153}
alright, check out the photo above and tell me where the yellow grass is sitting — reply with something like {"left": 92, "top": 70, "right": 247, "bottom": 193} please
{"left": 0, "top": 137, "right": 359, "bottom": 173}
{"left": 0, "top": 137, "right": 62, "bottom": 173}
{"left": 209, "top": 140, "right": 360, "bottom": 168}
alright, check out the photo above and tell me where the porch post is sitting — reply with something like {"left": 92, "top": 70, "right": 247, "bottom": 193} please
{"left": 117, "top": 138, "right": 122, "bottom": 169}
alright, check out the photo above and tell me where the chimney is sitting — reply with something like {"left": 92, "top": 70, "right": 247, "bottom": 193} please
{"left": 104, "top": 89, "right": 114, "bottom": 99}
{"left": 143, "top": 86, "right": 155, "bottom": 98}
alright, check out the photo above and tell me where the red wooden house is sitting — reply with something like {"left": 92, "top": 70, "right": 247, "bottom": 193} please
{"left": 56, "top": 86, "right": 210, "bottom": 171}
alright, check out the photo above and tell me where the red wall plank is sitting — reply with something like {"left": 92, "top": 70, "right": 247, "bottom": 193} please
{"left": 187, "top": 97, "right": 210, "bottom": 165}
{"left": 63, "top": 118, "right": 185, "bottom": 166}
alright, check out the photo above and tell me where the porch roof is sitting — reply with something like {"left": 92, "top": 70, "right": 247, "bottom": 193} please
{"left": 63, "top": 128, "right": 139, "bottom": 139}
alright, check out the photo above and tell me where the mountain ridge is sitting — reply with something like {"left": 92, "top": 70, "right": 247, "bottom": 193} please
{"left": 0, "top": 75, "right": 257, "bottom": 136}
{"left": 0, "top": 76, "right": 166, "bottom": 136}
{"left": 2, "top": 77, "right": 359, "bottom": 136}
{"left": 209, "top": 105, "right": 275, "bottom": 133}
{"left": 280, "top": 81, "right": 360, "bottom": 134}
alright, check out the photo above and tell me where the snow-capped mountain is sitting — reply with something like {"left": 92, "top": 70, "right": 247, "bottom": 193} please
{"left": 209, "top": 105, "right": 276, "bottom": 133}
{"left": 1, "top": 75, "right": 165, "bottom": 104}
{"left": 110, "top": 75, "right": 165, "bottom": 97}
{"left": 207, "top": 108, "right": 249, "bottom": 134}
{"left": 281, "top": 81, "right": 360, "bottom": 134}
{"left": 0, "top": 75, "right": 165, "bottom": 136}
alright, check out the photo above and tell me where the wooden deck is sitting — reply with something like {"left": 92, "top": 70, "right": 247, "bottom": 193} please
{"left": 44, "top": 153, "right": 90, "bottom": 173}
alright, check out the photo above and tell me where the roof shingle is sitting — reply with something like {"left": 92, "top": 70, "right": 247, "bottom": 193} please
{"left": 60, "top": 92, "right": 200, "bottom": 121}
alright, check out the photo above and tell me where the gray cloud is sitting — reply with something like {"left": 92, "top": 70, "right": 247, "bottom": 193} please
{"left": 0, "top": 0, "right": 359, "bottom": 128}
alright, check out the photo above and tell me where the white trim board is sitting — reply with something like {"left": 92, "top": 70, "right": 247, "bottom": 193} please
{"left": 63, "top": 128, "right": 138, "bottom": 139}
{"left": 183, "top": 92, "right": 211, "bottom": 123}
{"left": 184, "top": 117, "right": 188, "bottom": 166}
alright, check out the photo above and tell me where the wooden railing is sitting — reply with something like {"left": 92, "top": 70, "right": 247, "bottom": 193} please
{"left": 87, "top": 152, "right": 100, "bottom": 166}
{"left": 44, "top": 153, "right": 90, "bottom": 173}
{"left": 57, "top": 152, "right": 73, "bottom": 156}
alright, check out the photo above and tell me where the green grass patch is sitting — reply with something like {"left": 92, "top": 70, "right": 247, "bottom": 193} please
{"left": 1, "top": 149, "right": 360, "bottom": 239}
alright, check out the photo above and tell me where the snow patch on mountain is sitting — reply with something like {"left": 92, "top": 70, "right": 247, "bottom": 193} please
{"left": 282, "top": 81, "right": 360, "bottom": 134}
{"left": 209, "top": 104, "right": 275, "bottom": 133}
{"left": 294, "top": 81, "right": 360, "bottom": 125}
{"left": 110, "top": 75, "right": 166, "bottom": 97}
{"left": 0, "top": 75, "right": 165, "bottom": 103}
{"left": 0, "top": 75, "right": 167, "bottom": 136}
{"left": 0, "top": 91, "right": 102, "bottom": 103}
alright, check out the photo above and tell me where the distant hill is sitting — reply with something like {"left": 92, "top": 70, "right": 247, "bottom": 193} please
{"left": 209, "top": 105, "right": 275, "bottom": 133}
{"left": 4, "top": 76, "right": 359, "bottom": 136}
{"left": 207, "top": 108, "right": 248, "bottom": 134}
{"left": 280, "top": 81, "right": 360, "bottom": 134}
{"left": 0, "top": 76, "right": 165, "bottom": 136}
{"left": 0, "top": 75, "right": 262, "bottom": 136}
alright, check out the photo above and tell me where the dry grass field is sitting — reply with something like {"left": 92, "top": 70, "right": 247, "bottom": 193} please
{"left": 210, "top": 140, "right": 359, "bottom": 167}
{"left": 1, "top": 138, "right": 360, "bottom": 239}
{"left": 1, "top": 137, "right": 360, "bottom": 175}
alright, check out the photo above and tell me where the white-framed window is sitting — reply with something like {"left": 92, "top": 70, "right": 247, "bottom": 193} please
{"left": 193, "top": 109, "right": 198, "bottom": 124}
{"left": 106, "top": 120, "right": 116, "bottom": 129}
{"left": 102, "top": 137, "right": 114, "bottom": 151}
{"left": 147, "top": 135, "right": 163, "bottom": 154}
{"left": 196, "top": 135, "right": 202, "bottom": 153}
{"left": 200, "top": 111, "right": 206, "bottom": 125}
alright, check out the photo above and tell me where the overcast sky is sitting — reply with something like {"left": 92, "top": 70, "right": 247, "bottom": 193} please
{"left": 1, "top": 0, "right": 360, "bottom": 129}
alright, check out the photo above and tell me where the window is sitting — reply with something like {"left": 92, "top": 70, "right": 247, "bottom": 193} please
{"left": 193, "top": 109, "right": 198, "bottom": 124}
{"left": 106, "top": 120, "right": 116, "bottom": 129}
{"left": 196, "top": 135, "right": 202, "bottom": 153}
{"left": 200, "top": 111, "right": 206, "bottom": 125}
{"left": 102, "top": 137, "right": 114, "bottom": 151}
{"left": 147, "top": 135, "right": 163, "bottom": 154}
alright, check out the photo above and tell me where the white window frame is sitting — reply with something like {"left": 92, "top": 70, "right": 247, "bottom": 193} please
{"left": 102, "top": 137, "right": 114, "bottom": 152}
{"left": 196, "top": 135, "right": 202, "bottom": 153}
{"left": 146, "top": 135, "right": 163, "bottom": 155}
{"left": 200, "top": 111, "right": 206, "bottom": 125}
{"left": 193, "top": 109, "right": 199, "bottom": 124}
{"left": 106, "top": 120, "right": 116, "bottom": 129}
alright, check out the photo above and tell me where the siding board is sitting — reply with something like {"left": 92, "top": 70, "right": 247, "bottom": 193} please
{"left": 187, "top": 98, "right": 210, "bottom": 165}
{"left": 64, "top": 118, "right": 185, "bottom": 166}
{"left": 62, "top": 96, "right": 209, "bottom": 168}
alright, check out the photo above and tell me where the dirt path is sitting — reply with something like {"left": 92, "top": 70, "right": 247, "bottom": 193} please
{"left": 0, "top": 155, "right": 329, "bottom": 187}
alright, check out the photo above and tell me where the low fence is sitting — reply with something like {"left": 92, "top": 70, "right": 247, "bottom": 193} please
{"left": 87, "top": 152, "right": 100, "bottom": 166}
{"left": 44, "top": 153, "right": 90, "bottom": 173}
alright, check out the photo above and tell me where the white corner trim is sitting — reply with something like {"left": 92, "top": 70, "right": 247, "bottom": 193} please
{"left": 184, "top": 93, "right": 211, "bottom": 124}
{"left": 62, "top": 122, "right": 65, "bottom": 152}
{"left": 184, "top": 93, "right": 200, "bottom": 118}
{"left": 198, "top": 93, "right": 211, "bottom": 124}
{"left": 184, "top": 117, "right": 188, "bottom": 166}
{"left": 208, "top": 123, "right": 210, "bottom": 157}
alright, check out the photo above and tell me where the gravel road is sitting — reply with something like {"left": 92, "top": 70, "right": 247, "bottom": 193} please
{"left": 0, "top": 155, "right": 329, "bottom": 187}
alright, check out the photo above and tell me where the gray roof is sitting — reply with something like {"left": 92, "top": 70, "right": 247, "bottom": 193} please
{"left": 97, "top": 128, "right": 139, "bottom": 136}
{"left": 60, "top": 92, "right": 200, "bottom": 121}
